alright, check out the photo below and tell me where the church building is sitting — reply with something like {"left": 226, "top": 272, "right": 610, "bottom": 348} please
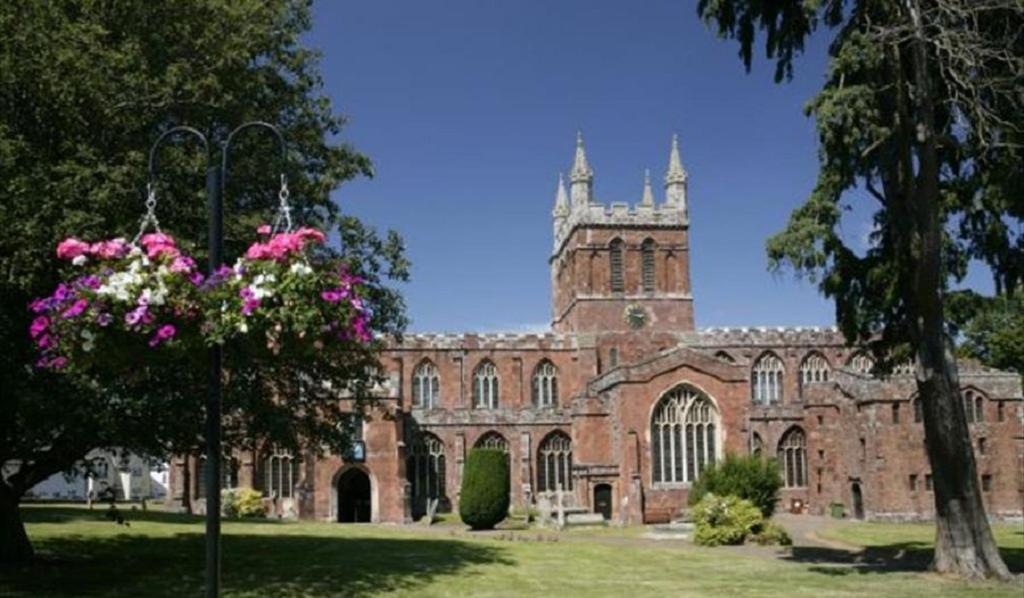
{"left": 170, "top": 134, "right": 1024, "bottom": 525}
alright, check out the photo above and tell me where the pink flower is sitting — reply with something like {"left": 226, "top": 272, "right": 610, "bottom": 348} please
{"left": 125, "top": 306, "right": 148, "bottom": 326}
{"left": 56, "top": 238, "right": 91, "bottom": 260}
{"left": 295, "top": 227, "right": 326, "bottom": 244}
{"left": 245, "top": 242, "right": 272, "bottom": 260}
{"left": 257, "top": 224, "right": 272, "bottom": 235}
{"left": 140, "top": 233, "right": 176, "bottom": 248}
{"left": 36, "top": 334, "right": 56, "bottom": 350}
{"left": 189, "top": 271, "right": 205, "bottom": 286}
{"left": 61, "top": 299, "right": 88, "bottom": 319}
{"left": 321, "top": 290, "right": 343, "bottom": 303}
{"left": 29, "top": 316, "right": 50, "bottom": 338}
{"left": 90, "top": 238, "right": 129, "bottom": 259}
{"left": 148, "top": 324, "right": 177, "bottom": 347}
{"left": 37, "top": 355, "right": 68, "bottom": 369}
{"left": 170, "top": 256, "right": 196, "bottom": 273}
{"left": 146, "top": 243, "right": 180, "bottom": 260}
{"left": 96, "top": 313, "right": 113, "bottom": 327}
{"left": 352, "top": 314, "right": 372, "bottom": 343}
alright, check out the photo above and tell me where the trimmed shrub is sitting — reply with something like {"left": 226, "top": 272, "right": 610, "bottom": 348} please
{"left": 459, "top": 448, "right": 510, "bottom": 530}
{"left": 222, "top": 488, "right": 266, "bottom": 519}
{"left": 692, "top": 493, "right": 763, "bottom": 546}
{"left": 748, "top": 520, "right": 793, "bottom": 546}
{"left": 688, "top": 453, "right": 782, "bottom": 517}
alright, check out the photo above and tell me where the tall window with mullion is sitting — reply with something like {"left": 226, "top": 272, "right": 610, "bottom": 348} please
{"left": 411, "top": 359, "right": 440, "bottom": 409}
{"left": 406, "top": 432, "right": 446, "bottom": 518}
{"left": 473, "top": 360, "right": 500, "bottom": 409}
{"left": 265, "top": 449, "right": 300, "bottom": 499}
{"left": 531, "top": 360, "right": 558, "bottom": 408}
{"left": 641, "top": 238, "right": 656, "bottom": 292}
{"left": 536, "top": 431, "right": 573, "bottom": 493}
{"left": 752, "top": 352, "right": 785, "bottom": 404}
{"left": 778, "top": 427, "right": 807, "bottom": 488}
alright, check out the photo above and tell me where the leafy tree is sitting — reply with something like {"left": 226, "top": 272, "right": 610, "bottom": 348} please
{"left": 0, "top": 0, "right": 408, "bottom": 563}
{"left": 688, "top": 453, "right": 782, "bottom": 518}
{"left": 458, "top": 449, "right": 510, "bottom": 530}
{"left": 697, "top": 0, "right": 1021, "bottom": 580}
{"left": 948, "top": 290, "right": 1023, "bottom": 374}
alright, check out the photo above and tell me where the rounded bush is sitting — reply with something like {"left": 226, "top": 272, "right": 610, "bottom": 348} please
{"left": 692, "top": 493, "right": 763, "bottom": 546}
{"left": 688, "top": 453, "right": 782, "bottom": 517}
{"left": 459, "top": 448, "right": 510, "bottom": 530}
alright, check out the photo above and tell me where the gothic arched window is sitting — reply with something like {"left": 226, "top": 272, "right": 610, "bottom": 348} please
{"left": 641, "top": 238, "right": 656, "bottom": 292}
{"left": 963, "top": 390, "right": 984, "bottom": 424}
{"left": 265, "top": 450, "right": 300, "bottom": 499}
{"left": 412, "top": 360, "right": 440, "bottom": 409}
{"left": 651, "top": 386, "right": 719, "bottom": 484}
{"left": 799, "top": 352, "right": 830, "bottom": 397}
{"left": 531, "top": 360, "right": 559, "bottom": 408}
{"left": 472, "top": 360, "right": 499, "bottom": 409}
{"left": 778, "top": 427, "right": 807, "bottom": 488}
{"left": 848, "top": 352, "right": 875, "bottom": 375}
{"left": 609, "top": 238, "right": 624, "bottom": 292}
{"left": 407, "top": 432, "right": 446, "bottom": 517}
{"left": 474, "top": 431, "right": 508, "bottom": 452}
{"left": 537, "top": 432, "right": 573, "bottom": 493}
{"left": 752, "top": 353, "right": 784, "bottom": 404}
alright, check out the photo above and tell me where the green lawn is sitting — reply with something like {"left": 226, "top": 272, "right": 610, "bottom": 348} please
{"left": 1, "top": 505, "right": 1021, "bottom": 597}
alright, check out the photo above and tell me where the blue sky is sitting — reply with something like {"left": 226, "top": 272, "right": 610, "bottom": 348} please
{"left": 307, "top": 1, "right": 991, "bottom": 333}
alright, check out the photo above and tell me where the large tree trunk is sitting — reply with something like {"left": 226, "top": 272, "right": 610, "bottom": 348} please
{"left": 906, "top": 0, "right": 1010, "bottom": 580}
{"left": 0, "top": 483, "right": 33, "bottom": 564}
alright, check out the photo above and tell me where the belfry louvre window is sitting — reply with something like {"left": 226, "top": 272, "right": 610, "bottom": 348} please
{"left": 641, "top": 238, "right": 656, "bottom": 292}
{"left": 609, "top": 239, "right": 624, "bottom": 292}
{"left": 799, "top": 353, "right": 830, "bottom": 397}
{"left": 537, "top": 432, "right": 573, "bottom": 492}
{"left": 778, "top": 427, "right": 807, "bottom": 488}
{"left": 532, "top": 360, "right": 558, "bottom": 408}
{"left": 407, "top": 432, "right": 446, "bottom": 517}
{"left": 752, "top": 353, "right": 784, "bottom": 404}
{"left": 473, "top": 360, "right": 499, "bottom": 409}
{"left": 651, "top": 386, "right": 719, "bottom": 484}
{"left": 265, "top": 450, "right": 300, "bottom": 499}
{"left": 412, "top": 360, "right": 440, "bottom": 409}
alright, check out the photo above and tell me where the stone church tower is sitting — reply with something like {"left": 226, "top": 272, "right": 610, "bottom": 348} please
{"left": 550, "top": 133, "right": 694, "bottom": 343}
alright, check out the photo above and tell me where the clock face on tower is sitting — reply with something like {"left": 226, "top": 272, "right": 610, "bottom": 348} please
{"left": 624, "top": 304, "right": 647, "bottom": 329}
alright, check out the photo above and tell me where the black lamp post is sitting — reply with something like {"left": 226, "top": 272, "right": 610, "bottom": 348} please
{"left": 147, "top": 122, "right": 286, "bottom": 598}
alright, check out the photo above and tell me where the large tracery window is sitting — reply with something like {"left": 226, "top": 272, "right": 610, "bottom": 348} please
{"left": 197, "top": 455, "right": 238, "bottom": 499}
{"left": 752, "top": 353, "right": 785, "bottom": 404}
{"left": 532, "top": 360, "right": 559, "bottom": 408}
{"left": 473, "top": 360, "right": 499, "bottom": 409}
{"left": 412, "top": 360, "right": 440, "bottom": 409}
{"left": 641, "top": 238, "right": 656, "bottom": 292}
{"left": 848, "top": 352, "right": 875, "bottom": 375}
{"left": 265, "top": 450, "right": 300, "bottom": 499}
{"left": 651, "top": 386, "right": 719, "bottom": 485}
{"left": 778, "top": 427, "right": 807, "bottom": 488}
{"left": 537, "top": 432, "right": 573, "bottom": 493}
{"left": 799, "top": 352, "right": 830, "bottom": 397}
{"left": 407, "top": 432, "right": 446, "bottom": 517}
{"left": 609, "top": 238, "right": 624, "bottom": 292}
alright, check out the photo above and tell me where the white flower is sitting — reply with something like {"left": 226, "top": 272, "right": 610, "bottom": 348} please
{"left": 254, "top": 273, "right": 276, "bottom": 285}
{"left": 72, "top": 255, "right": 88, "bottom": 266}
{"left": 289, "top": 262, "right": 312, "bottom": 276}
{"left": 82, "top": 340, "right": 95, "bottom": 352}
{"left": 80, "top": 329, "right": 94, "bottom": 340}
{"left": 238, "top": 321, "right": 249, "bottom": 334}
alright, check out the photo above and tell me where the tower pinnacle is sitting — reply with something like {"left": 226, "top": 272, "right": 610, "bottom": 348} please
{"left": 640, "top": 168, "right": 654, "bottom": 206}
{"left": 554, "top": 172, "right": 568, "bottom": 215}
{"left": 569, "top": 131, "right": 594, "bottom": 207}
{"left": 664, "top": 133, "right": 688, "bottom": 212}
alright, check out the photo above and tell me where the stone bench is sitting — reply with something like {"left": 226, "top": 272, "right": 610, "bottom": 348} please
{"left": 566, "top": 512, "right": 607, "bottom": 527}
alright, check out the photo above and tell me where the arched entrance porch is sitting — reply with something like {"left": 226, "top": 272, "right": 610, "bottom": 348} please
{"left": 336, "top": 467, "right": 372, "bottom": 523}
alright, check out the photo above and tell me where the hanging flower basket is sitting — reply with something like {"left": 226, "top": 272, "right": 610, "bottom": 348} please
{"left": 201, "top": 225, "right": 373, "bottom": 359}
{"left": 31, "top": 233, "right": 205, "bottom": 371}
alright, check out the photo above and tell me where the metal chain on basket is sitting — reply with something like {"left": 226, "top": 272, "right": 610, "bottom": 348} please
{"left": 132, "top": 182, "right": 163, "bottom": 244}
{"left": 271, "top": 174, "right": 293, "bottom": 233}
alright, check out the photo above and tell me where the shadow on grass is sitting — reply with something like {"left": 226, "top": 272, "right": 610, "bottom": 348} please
{"left": 1, "top": 528, "right": 513, "bottom": 596}
{"left": 785, "top": 541, "right": 1024, "bottom": 576}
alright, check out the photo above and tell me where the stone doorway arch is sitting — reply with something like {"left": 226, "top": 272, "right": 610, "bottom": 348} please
{"left": 593, "top": 483, "right": 612, "bottom": 520}
{"left": 851, "top": 482, "right": 865, "bottom": 520}
{"left": 335, "top": 467, "right": 373, "bottom": 523}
